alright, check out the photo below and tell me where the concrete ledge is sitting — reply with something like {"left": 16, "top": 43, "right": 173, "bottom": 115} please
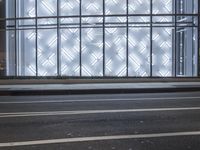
{"left": 0, "top": 82, "right": 200, "bottom": 96}
{"left": 0, "top": 87, "right": 200, "bottom": 96}
{"left": 0, "top": 77, "right": 200, "bottom": 85}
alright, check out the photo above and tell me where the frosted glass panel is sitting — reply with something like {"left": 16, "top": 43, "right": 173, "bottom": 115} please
{"left": 37, "top": 0, "right": 57, "bottom": 16}
{"left": 38, "top": 29, "right": 57, "bottom": 76}
{"left": 128, "top": 28, "right": 150, "bottom": 77}
{"left": 61, "top": 28, "right": 80, "bottom": 76}
{"left": 18, "top": 30, "right": 36, "bottom": 76}
{"left": 105, "top": 28, "right": 127, "bottom": 76}
{"left": 153, "top": 0, "right": 173, "bottom": 14}
{"left": 129, "top": 0, "right": 150, "bottom": 14}
{"left": 17, "top": 0, "right": 36, "bottom": 17}
{"left": 152, "top": 27, "right": 173, "bottom": 77}
{"left": 82, "top": 0, "right": 103, "bottom": 15}
{"left": 60, "top": 0, "right": 79, "bottom": 16}
{"left": 82, "top": 28, "right": 103, "bottom": 76}
{"left": 105, "top": 0, "right": 126, "bottom": 15}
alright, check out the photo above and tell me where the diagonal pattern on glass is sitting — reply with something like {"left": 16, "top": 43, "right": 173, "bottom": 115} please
{"left": 105, "top": 28, "right": 127, "bottom": 77}
{"left": 82, "top": 28, "right": 103, "bottom": 77}
{"left": 61, "top": 28, "right": 80, "bottom": 76}
{"left": 37, "top": 0, "right": 57, "bottom": 16}
{"left": 38, "top": 29, "right": 57, "bottom": 76}
{"left": 152, "top": 27, "right": 173, "bottom": 77}
{"left": 128, "top": 27, "right": 150, "bottom": 77}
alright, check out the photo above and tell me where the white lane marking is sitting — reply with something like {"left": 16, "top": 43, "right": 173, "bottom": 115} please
{"left": 0, "top": 131, "right": 200, "bottom": 147}
{"left": 0, "top": 96, "right": 200, "bottom": 104}
{"left": 0, "top": 107, "right": 200, "bottom": 118}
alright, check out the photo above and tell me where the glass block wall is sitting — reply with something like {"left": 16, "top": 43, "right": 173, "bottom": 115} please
{"left": 2, "top": 0, "right": 199, "bottom": 77}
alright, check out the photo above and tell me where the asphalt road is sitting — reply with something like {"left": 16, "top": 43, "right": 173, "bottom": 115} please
{"left": 0, "top": 92, "right": 200, "bottom": 150}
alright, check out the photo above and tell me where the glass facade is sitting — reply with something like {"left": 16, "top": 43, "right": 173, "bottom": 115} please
{"left": 0, "top": 0, "right": 199, "bottom": 77}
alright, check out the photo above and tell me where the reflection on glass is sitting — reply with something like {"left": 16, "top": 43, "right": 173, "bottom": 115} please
{"left": 176, "top": 27, "right": 198, "bottom": 76}
{"left": 176, "top": 0, "right": 198, "bottom": 14}
{"left": 17, "top": 30, "right": 36, "bottom": 76}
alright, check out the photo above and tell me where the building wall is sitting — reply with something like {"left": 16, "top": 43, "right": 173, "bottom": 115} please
{"left": 2, "top": 0, "right": 199, "bottom": 77}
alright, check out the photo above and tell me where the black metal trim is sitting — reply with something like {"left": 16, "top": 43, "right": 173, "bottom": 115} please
{"left": 150, "top": 0, "right": 153, "bottom": 77}
{"left": 36, "top": 0, "right": 38, "bottom": 76}
{"left": 174, "top": 0, "right": 177, "bottom": 77}
{"left": 126, "top": 0, "right": 129, "bottom": 77}
{"left": 14, "top": 0, "right": 18, "bottom": 76}
{"left": 103, "top": 0, "right": 105, "bottom": 77}
{"left": 57, "top": 0, "right": 60, "bottom": 76}
{"left": 80, "top": 0, "right": 82, "bottom": 77}
{"left": 192, "top": 0, "right": 194, "bottom": 76}
{"left": 2, "top": 13, "right": 199, "bottom": 21}
{"left": 198, "top": 0, "right": 200, "bottom": 76}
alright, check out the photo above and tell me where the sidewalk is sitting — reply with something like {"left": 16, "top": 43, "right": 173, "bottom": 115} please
{"left": 0, "top": 80, "right": 200, "bottom": 95}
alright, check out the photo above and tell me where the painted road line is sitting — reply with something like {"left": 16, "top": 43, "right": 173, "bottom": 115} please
{"left": 0, "top": 107, "right": 200, "bottom": 118}
{"left": 0, "top": 131, "right": 200, "bottom": 147}
{"left": 0, "top": 96, "right": 200, "bottom": 104}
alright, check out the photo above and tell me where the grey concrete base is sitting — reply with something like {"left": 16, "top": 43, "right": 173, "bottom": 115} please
{"left": 0, "top": 78, "right": 200, "bottom": 85}
{"left": 0, "top": 82, "right": 200, "bottom": 96}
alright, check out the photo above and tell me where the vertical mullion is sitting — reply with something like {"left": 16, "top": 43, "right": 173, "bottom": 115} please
{"left": 14, "top": 0, "right": 17, "bottom": 76}
{"left": 198, "top": 0, "right": 200, "bottom": 76}
{"left": 126, "top": 0, "right": 129, "bottom": 77}
{"left": 182, "top": 31, "right": 185, "bottom": 74}
{"left": 80, "top": 0, "right": 82, "bottom": 77}
{"left": 192, "top": 25, "right": 194, "bottom": 75}
{"left": 150, "top": 0, "right": 153, "bottom": 77}
{"left": 192, "top": 0, "right": 194, "bottom": 75}
{"left": 103, "top": 0, "right": 105, "bottom": 77}
{"left": 174, "top": 0, "right": 177, "bottom": 77}
{"left": 57, "top": 0, "right": 60, "bottom": 76}
{"left": 35, "top": 0, "right": 38, "bottom": 76}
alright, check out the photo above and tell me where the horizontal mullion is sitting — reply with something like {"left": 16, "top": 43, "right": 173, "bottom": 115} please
{"left": 2, "top": 26, "right": 198, "bottom": 32}
{"left": 2, "top": 13, "right": 199, "bottom": 21}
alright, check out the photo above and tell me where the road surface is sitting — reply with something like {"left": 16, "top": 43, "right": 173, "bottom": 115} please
{"left": 0, "top": 92, "right": 200, "bottom": 150}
